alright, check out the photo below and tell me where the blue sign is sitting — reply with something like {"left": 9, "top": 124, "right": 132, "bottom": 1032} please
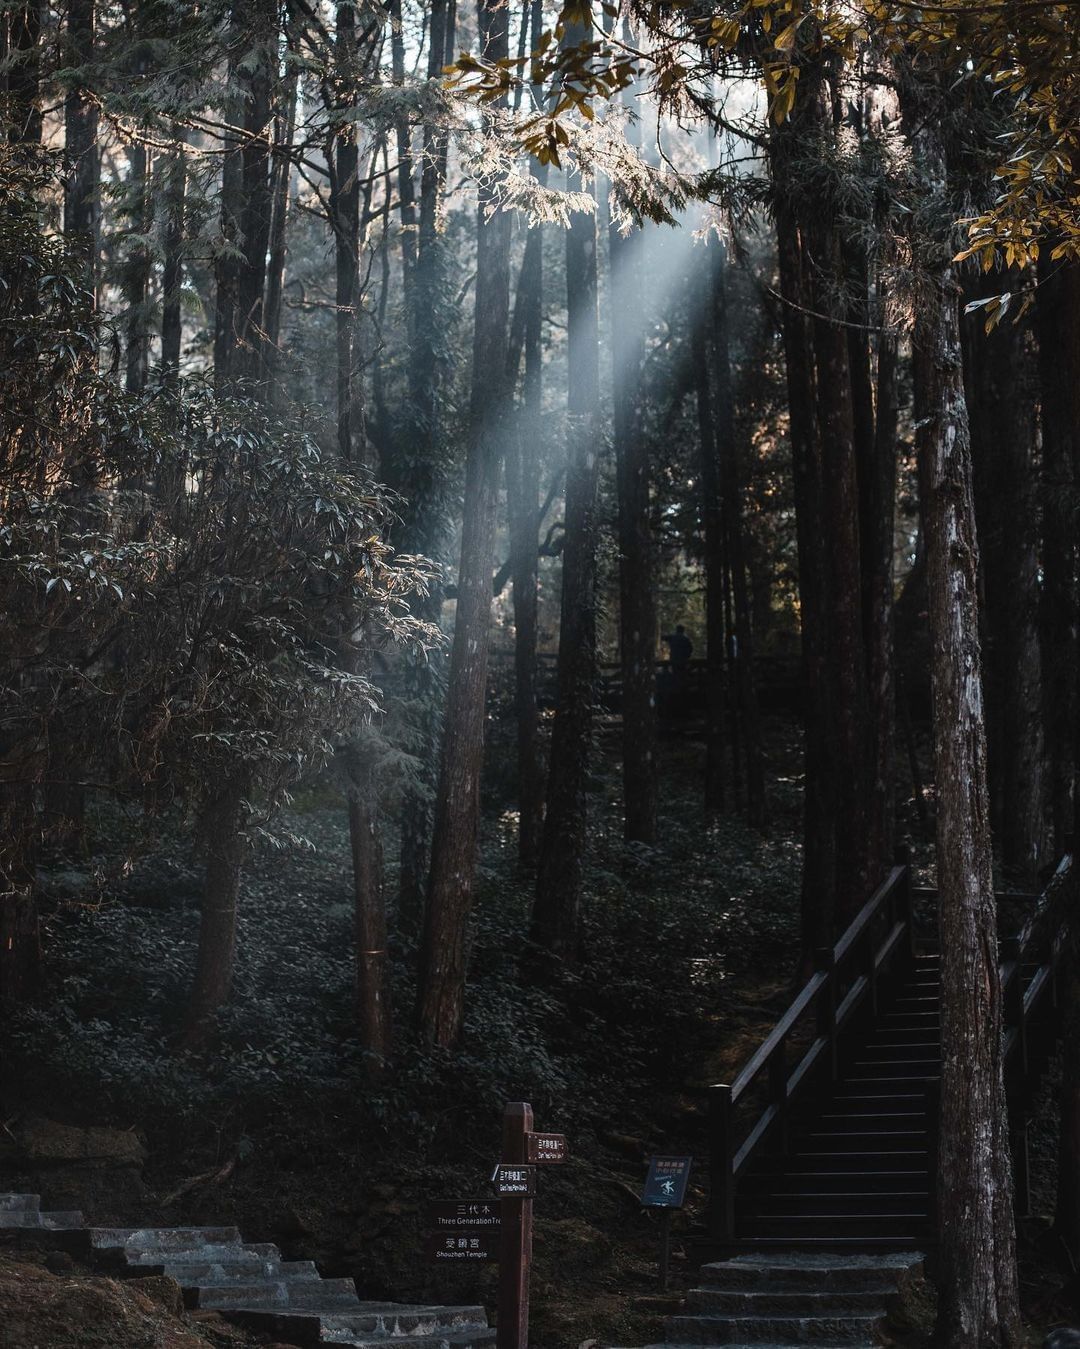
{"left": 641, "top": 1156, "right": 692, "bottom": 1208}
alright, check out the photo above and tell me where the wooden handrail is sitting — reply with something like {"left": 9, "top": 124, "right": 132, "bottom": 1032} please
{"left": 708, "top": 858, "right": 914, "bottom": 1240}
{"left": 706, "top": 850, "right": 1075, "bottom": 1243}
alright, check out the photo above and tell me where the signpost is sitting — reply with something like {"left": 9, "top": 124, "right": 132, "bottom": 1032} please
{"left": 425, "top": 1103, "right": 567, "bottom": 1349}
{"left": 641, "top": 1156, "right": 692, "bottom": 1290}
{"left": 525, "top": 1132, "right": 567, "bottom": 1164}
{"left": 492, "top": 1164, "right": 536, "bottom": 1197}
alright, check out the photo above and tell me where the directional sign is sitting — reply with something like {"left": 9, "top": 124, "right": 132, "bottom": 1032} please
{"left": 492, "top": 1164, "right": 535, "bottom": 1197}
{"left": 426, "top": 1200, "right": 501, "bottom": 1230}
{"left": 641, "top": 1156, "right": 692, "bottom": 1209}
{"left": 525, "top": 1132, "right": 567, "bottom": 1164}
{"left": 426, "top": 1231, "right": 499, "bottom": 1263}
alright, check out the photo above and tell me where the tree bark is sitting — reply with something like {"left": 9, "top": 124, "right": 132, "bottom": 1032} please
{"left": 183, "top": 779, "right": 247, "bottom": 1047}
{"left": 806, "top": 211, "right": 872, "bottom": 923}
{"left": 691, "top": 279, "right": 727, "bottom": 814}
{"left": 233, "top": 0, "right": 274, "bottom": 390}
{"left": 965, "top": 290, "right": 1045, "bottom": 882}
{"left": 531, "top": 3, "right": 602, "bottom": 963}
{"left": 1037, "top": 261, "right": 1080, "bottom": 856}
{"left": 416, "top": 0, "right": 512, "bottom": 1047}
{"left": 161, "top": 129, "right": 186, "bottom": 386}
{"left": 122, "top": 142, "right": 152, "bottom": 394}
{"left": 393, "top": 0, "right": 456, "bottom": 931}
{"left": 712, "top": 241, "right": 765, "bottom": 827}
{"left": 505, "top": 199, "right": 545, "bottom": 865}
{"left": 609, "top": 199, "right": 657, "bottom": 843}
{"left": 771, "top": 125, "right": 836, "bottom": 955}
{"left": 914, "top": 239, "right": 1021, "bottom": 1349}
{"left": 63, "top": 0, "right": 99, "bottom": 291}
{"left": 7, "top": 2, "right": 42, "bottom": 149}
{"left": 264, "top": 62, "right": 297, "bottom": 387}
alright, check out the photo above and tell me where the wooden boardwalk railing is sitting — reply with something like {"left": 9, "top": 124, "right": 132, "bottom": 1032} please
{"left": 706, "top": 849, "right": 1075, "bottom": 1244}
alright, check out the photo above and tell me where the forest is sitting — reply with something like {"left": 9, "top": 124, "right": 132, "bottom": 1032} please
{"left": 1, "top": 2, "right": 1079, "bottom": 1348}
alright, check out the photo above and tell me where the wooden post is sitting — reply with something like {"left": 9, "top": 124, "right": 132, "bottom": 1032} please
{"left": 926, "top": 1076, "right": 940, "bottom": 1237}
{"left": 658, "top": 1208, "right": 672, "bottom": 1290}
{"left": 894, "top": 844, "right": 916, "bottom": 960}
{"left": 1001, "top": 935, "right": 1027, "bottom": 1076}
{"left": 815, "top": 945, "right": 837, "bottom": 1080}
{"left": 708, "top": 1084, "right": 734, "bottom": 1242}
{"left": 497, "top": 1102, "right": 533, "bottom": 1349}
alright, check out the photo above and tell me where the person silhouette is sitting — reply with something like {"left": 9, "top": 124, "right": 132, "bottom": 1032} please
{"left": 661, "top": 625, "right": 693, "bottom": 716}
{"left": 663, "top": 624, "right": 693, "bottom": 668}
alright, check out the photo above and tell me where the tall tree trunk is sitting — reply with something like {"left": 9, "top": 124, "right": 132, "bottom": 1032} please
{"left": 771, "top": 125, "right": 836, "bottom": 955}
{"left": 531, "top": 3, "right": 601, "bottom": 964}
{"left": 264, "top": 63, "right": 297, "bottom": 387}
{"left": 1037, "top": 261, "right": 1080, "bottom": 856}
{"left": 915, "top": 229, "right": 1021, "bottom": 1349}
{"left": 182, "top": 778, "right": 247, "bottom": 1046}
{"left": 123, "top": 142, "right": 152, "bottom": 394}
{"left": 394, "top": 0, "right": 456, "bottom": 931}
{"left": 965, "top": 294, "right": 1045, "bottom": 882}
{"left": 712, "top": 241, "right": 765, "bottom": 827}
{"left": 63, "top": 0, "right": 99, "bottom": 289}
{"left": 8, "top": 2, "right": 42, "bottom": 149}
{"left": 161, "top": 129, "right": 186, "bottom": 386}
{"left": 691, "top": 280, "right": 726, "bottom": 814}
{"left": 329, "top": 3, "right": 362, "bottom": 464}
{"left": 609, "top": 177, "right": 656, "bottom": 841}
{"left": 416, "top": 0, "right": 512, "bottom": 1047}
{"left": 505, "top": 198, "right": 545, "bottom": 865}
{"left": 0, "top": 753, "right": 41, "bottom": 1006}
{"left": 806, "top": 211, "right": 871, "bottom": 922}
{"left": 232, "top": 0, "right": 274, "bottom": 390}
{"left": 863, "top": 323, "right": 899, "bottom": 877}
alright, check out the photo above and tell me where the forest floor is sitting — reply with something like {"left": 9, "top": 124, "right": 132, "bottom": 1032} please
{"left": 0, "top": 710, "right": 1072, "bottom": 1347}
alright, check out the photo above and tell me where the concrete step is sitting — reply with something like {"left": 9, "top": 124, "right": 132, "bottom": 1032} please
{"left": 664, "top": 1313, "right": 885, "bottom": 1344}
{"left": 228, "top": 1303, "right": 491, "bottom": 1346}
{"left": 165, "top": 1256, "right": 318, "bottom": 1284}
{"left": 196, "top": 1276, "right": 360, "bottom": 1311}
{"left": 697, "top": 1253, "right": 923, "bottom": 1293}
{"left": 0, "top": 1209, "right": 85, "bottom": 1230}
{"left": 685, "top": 1289, "right": 896, "bottom": 1316}
{"left": 91, "top": 1226, "right": 242, "bottom": 1255}
{"left": 0, "top": 1194, "right": 40, "bottom": 1213}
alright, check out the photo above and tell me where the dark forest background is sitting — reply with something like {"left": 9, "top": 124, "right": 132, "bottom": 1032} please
{"left": 1, "top": 2, "right": 1079, "bottom": 1345}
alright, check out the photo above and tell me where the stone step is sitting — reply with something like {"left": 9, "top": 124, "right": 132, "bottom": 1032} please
{"left": 686, "top": 1289, "right": 895, "bottom": 1317}
{"left": 322, "top": 1333, "right": 496, "bottom": 1349}
{"left": 0, "top": 1194, "right": 40, "bottom": 1213}
{"left": 664, "top": 1313, "right": 885, "bottom": 1344}
{"left": 697, "top": 1253, "right": 922, "bottom": 1293}
{"left": 748, "top": 1191, "right": 930, "bottom": 1216}
{"left": 91, "top": 1226, "right": 242, "bottom": 1254}
{"left": 131, "top": 1241, "right": 280, "bottom": 1268}
{"left": 196, "top": 1276, "right": 360, "bottom": 1311}
{"left": 227, "top": 1303, "right": 491, "bottom": 1346}
{"left": 165, "top": 1256, "right": 318, "bottom": 1284}
{"left": 0, "top": 1209, "right": 85, "bottom": 1230}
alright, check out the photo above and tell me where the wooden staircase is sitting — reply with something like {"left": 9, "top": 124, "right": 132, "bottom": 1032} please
{"left": 733, "top": 951, "right": 939, "bottom": 1247}
{"left": 703, "top": 852, "right": 1074, "bottom": 1255}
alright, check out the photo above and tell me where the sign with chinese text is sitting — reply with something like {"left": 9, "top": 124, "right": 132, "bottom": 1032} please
{"left": 492, "top": 1164, "right": 535, "bottom": 1197}
{"left": 525, "top": 1132, "right": 567, "bottom": 1164}
{"left": 426, "top": 1200, "right": 501, "bottom": 1230}
{"left": 641, "top": 1156, "right": 692, "bottom": 1208}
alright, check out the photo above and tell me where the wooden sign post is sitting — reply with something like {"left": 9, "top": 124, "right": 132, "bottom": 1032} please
{"left": 641, "top": 1157, "right": 692, "bottom": 1290}
{"left": 497, "top": 1102, "right": 533, "bottom": 1349}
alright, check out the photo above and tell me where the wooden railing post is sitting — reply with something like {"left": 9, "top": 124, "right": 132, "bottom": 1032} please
{"left": 1001, "top": 935, "right": 1027, "bottom": 1077}
{"left": 769, "top": 1043, "right": 788, "bottom": 1153}
{"left": 1010, "top": 1111, "right": 1032, "bottom": 1219}
{"left": 894, "top": 845, "right": 915, "bottom": 958}
{"left": 708, "top": 1084, "right": 735, "bottom": 1243}
{"left": 926, "top": 1076, "right": 940, "bottom": 1239}
{"left": 815, "top": 946, "right": 837, "bottom": 1080}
